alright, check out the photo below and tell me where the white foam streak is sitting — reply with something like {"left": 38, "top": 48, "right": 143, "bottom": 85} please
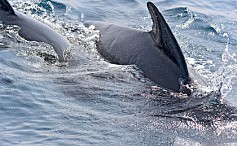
{"left": 214, "top": 40, "right": 237, "bottom": 99}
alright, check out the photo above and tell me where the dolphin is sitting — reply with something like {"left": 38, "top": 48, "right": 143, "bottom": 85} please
{"left": 0, "top": 0, "right": 69, "bottom": 62}
{"left": 87, "top": 2, "right": 192, "bottom": 94}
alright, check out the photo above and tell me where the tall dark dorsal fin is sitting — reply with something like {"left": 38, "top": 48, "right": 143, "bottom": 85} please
{"left": 0, "top": 0, "right": 16, "bottom": 15}
{"left": 147, "top": 2, "right": 189, "bottom": 79}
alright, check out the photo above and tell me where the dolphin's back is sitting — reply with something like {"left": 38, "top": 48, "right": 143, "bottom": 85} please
{"left": 16, "top": 12, "right": 69, "bottom": 62}
{"left": 0, "top": 0, "right": 69, "bottom": 62}
{"left": 92, "top": 2, "right": 191, "bottom": 93}
{"left": 95, "top": 23, "right": 183, "bottom": 91}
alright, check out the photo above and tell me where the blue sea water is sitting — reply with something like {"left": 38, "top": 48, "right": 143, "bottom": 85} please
{"left": 1, "top": 0, "right": 237, "bottom": 145}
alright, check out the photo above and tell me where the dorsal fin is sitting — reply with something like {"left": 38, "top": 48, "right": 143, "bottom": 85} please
{"left": 0, "top": 0, "right": 16, "bottom": 15}
{"left": 147, "top": 2, "right": 189, "bottom": 79}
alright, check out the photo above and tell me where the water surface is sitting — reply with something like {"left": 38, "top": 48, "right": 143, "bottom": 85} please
{"left": 1, "top": 0, "right": 237, "bottom": 145}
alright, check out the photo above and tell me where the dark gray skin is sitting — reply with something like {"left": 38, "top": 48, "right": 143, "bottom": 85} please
{"left": 0, "top": 0, "right": 69, "bottom": 62}
{"left": 89, "top": 2, "right": 192, "bottom": 94}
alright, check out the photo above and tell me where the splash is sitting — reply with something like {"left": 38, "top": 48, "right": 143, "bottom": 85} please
{"left": 215, "top": 38, "right": 237, "bottom": 99}
{"left": 176, "top": 7, "right": 196, "bottom": 30}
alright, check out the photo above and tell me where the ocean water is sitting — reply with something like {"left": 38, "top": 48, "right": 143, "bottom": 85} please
{"left": 0, "top": 0, "right": 237, "bottom": 145}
